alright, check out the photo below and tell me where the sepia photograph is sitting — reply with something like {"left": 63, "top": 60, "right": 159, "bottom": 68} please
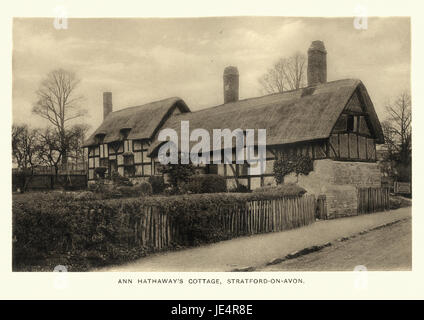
{"left": 11, "top": 16, "right": 411, "bottom": 274}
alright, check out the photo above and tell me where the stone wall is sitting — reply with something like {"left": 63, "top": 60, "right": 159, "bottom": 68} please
{"left": 286, "top": 159, "right": 381, "bottom": 218}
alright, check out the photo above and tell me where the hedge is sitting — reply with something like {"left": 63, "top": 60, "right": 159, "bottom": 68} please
{"left": 182, "top": 174, "right": 227, "bottom": 194}
{"left": 253, "top": 183, "right": 306, "bottom": 197}
{"left": 12, "top": 189, "right": 306, "bottom": 271}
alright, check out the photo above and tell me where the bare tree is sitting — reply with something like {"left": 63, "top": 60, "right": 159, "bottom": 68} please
{"left": 37, "top": 127, "right": 63, "bottom": 177}
{"left": 12, "top": 124, "right": 41, "bottom": 192}
{"left": 381, "top": 92, "right": 411, "bottom": 182}
{"left": 12, "top": 124, "right": 40, "bottom": 170}
{"left": 32, "top": 69, "right": 86, "bottom": 171}
{"left": 258, "top": 52, "right": 307, "bottom": 94}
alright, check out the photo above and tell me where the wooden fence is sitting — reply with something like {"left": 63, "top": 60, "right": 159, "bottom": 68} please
{"left": 357, "top": 187, "right": 390, "bottom": 214}
{"left": 316, "top": 195, "right": 327, "bottom": 220}
{"left": 129, "top": 195, "right": 316, "bottom": 250}
{"left": 12, "top": 173, "right": 87, "bottom": 191}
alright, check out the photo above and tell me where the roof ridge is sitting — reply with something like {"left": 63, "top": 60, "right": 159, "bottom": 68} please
{"left": 186, "top": 78, "right": 360, "bottom": 114}
{"left": 110, "top": 96, "right": 181, "bottom": 115}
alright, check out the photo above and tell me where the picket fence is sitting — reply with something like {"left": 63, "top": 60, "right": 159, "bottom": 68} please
{"left": 129, "top": 195, "right": 316, "bottom": 250}
{"left": 357, "top": 187, "right": 390, "bottom": 214}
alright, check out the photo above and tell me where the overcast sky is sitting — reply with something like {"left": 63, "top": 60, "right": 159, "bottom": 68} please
{"left": 13, "top": 17, "right": 410, "bottom": 134}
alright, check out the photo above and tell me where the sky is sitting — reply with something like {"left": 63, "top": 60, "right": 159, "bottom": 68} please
{"left": 12, "top": 17, "right": 410, "bottom": 135}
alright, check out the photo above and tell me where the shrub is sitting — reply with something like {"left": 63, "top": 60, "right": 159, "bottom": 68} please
{"left": 228, "top": 183, "right": 250, "bottom": 193}
{"left": 183, "top": 174, "right": 227, "bottom": 194}
{"left": 12, "top": 189, "right": 307, "bottom": 271}
{"left": 117, "top": 182, "right": 152, "bottom": 197}
{"left": 160, "top": 163, "right": 195, "bottom": 194}
{"left": 94, "top": 167, "right": 107, "bottom": 179}
{"left": 273, "top": 154, "right": 313, "bottom": 184}
{"left": 253, "top": 183, "right": 306, "bottom": 197}
{"left": 149, "top": 176, "right": 166, "bottom": 194}
{"left": 110, "top": 171, "right": 133, "bottom": 186}
{"left": 137, "top": 181, "right": 153, "bottom": 196}
{"left": 88, "top": 180, "right": 122, "bottom": 199}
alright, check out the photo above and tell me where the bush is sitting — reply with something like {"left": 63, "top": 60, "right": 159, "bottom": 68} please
{"left": 88, "top": 180, "right": 122, "bottom": 199}
{"left": 12, "top": 189, "right": 306, "bottom": 271}
{"left": 273, "top": 154, "right": 313, "bottom": 184}
{"left": 117, "top": 182, "right": 152, "bottom": 197}
{"left": 110, "top": 171, "right": 133, "bottom": 186}
{"left": 228, "top": 183, "right": 250, "bottom": 193}
{"left": 149, "top": 176, "right": 166, "bottom": 194}
{"left": 94, "top": 167, "right": 107, "bottom": 179}
{"left": 253, "top": 183, "right": 306, "bottom": 197}
{"left": 182, "top": 174, "right": 227, "bottom": 194}
{"left": 137, "top": 181, "right": 153, "bottom": 196}
{"left": 160, "top": 163, "right": 195, "bottom": 194}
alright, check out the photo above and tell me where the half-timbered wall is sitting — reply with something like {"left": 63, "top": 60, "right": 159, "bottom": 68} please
{"left": 327, "top": 90, "right": 377, "bottom": 162}
{"left": 210, "top": 139, "right": 328, "bottom": 190}
{"left": 87, "top": 139, "right": 157, "bottom": 181}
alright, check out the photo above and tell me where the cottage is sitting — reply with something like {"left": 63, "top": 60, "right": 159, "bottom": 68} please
{"left": 83, "top": 40, "right": 384, "bottom": 217}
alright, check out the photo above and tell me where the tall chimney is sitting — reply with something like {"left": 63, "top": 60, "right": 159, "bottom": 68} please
{"left": 223, "top": 66, "right": 239, "bottom": 104}
{"left": 307, "top": 40, "right": 327, "bottom": 87}
{"left": 103, "top": 92, "right": 112, "bottom": 119}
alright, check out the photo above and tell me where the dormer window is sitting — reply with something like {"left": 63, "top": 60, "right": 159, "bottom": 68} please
{"left": 120, "top": 128, "right": 132, "bottom": 140}
{"left": 95, "top": 133, "right": 106, "bottom": 144}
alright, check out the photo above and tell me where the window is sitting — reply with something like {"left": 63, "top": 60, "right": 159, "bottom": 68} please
{"left": 123, "top": 152, "right": 135, "bottom": 177}
{"left": 100, "top": 158, "right": 108, "bottom": 168}
{"left": 124, "top": 165, "right": 135, "bottom": 177}
{"left": 124, "top": 154, "right": 134, "bottom": 166}
{"left": 347, "top": 115, "right": 358, "bottom": 132}
{"left": 109, "top": 160, "right": 117, "bottom": 174}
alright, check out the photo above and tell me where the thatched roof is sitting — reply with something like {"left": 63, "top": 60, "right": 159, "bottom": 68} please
{"left": 83, "top": 97, "right": 190, "bottom": 147}
{"left": 148, "top": 79, "right": 384, "bottom": 155}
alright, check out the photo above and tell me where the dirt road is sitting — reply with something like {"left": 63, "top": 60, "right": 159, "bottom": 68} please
{"left": 260, "top": 217, "right": 412, "bottom": 271}
{"left": 98, "top": 207, "right": 411, "bottom": 272}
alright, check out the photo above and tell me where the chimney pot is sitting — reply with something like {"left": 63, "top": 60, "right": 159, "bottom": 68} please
{"left": 307, "top": 40, "right": 327, "bottom": 86}
{"left": 223, "top": 66, "right": 239, "bottom": 103}
{"left": 103, "top": 92, "right": 112, "bottom": 120}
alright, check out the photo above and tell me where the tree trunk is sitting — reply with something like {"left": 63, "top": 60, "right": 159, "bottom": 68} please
{"left": 61, "top": 150, "right": 68, "bottom": 171}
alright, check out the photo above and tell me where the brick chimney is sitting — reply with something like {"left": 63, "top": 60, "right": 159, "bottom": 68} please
{"left": 223, "top": 66, "right": 239, "bottom": 104}
{"left": 103, "top": 92, "right": 112, "bottom": 120}
{"left": 307, "top": 40, "right": 327, "bottom": 86}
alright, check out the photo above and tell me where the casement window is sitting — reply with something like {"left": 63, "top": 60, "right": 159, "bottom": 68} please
{"left": 123, "top": 152, "right": 135, "bottom": 177}
{"left": 100, "top": 158, "right": 108, "bottom": 168}
{"left": 347, "top": 115, "right": 358, "bottom": 133}
{"left": 109, "top": 160, "right": 117, "bottom": 174}
{"left": 99, "top": 158, "right": 109, "bottom": 177}
{"left": 124, "top": 166, "right": 135, "bottom": 177}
